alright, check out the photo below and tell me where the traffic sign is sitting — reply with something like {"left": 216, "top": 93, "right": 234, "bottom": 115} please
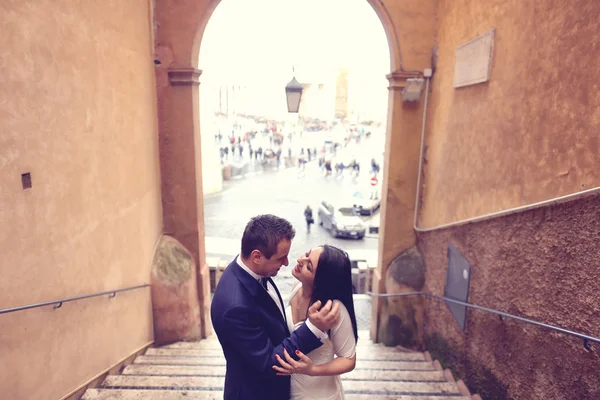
{"left": 370, "top": 176, "right": 378, "bottom": 186}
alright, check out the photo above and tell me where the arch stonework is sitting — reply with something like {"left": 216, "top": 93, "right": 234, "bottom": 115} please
{"left": 153, "top": 0, "right": 437, "bottom": 340}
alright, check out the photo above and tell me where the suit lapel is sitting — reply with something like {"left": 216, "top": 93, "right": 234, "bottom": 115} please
{"left": 269, "top": 279, "right": 289, "bottom": 330}
{"left": 230, "top": 262, "right": 288, "bottom": 331}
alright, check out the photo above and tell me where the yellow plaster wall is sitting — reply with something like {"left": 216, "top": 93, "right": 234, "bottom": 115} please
{"left": 420, "top": 0, "right": 600, "bottom": 228}
{"left": 0, "top": 1, "right": 161, "bottom": 398}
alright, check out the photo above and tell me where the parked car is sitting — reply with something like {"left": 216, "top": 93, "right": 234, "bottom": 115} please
{"left": 318, "top": 201, "right": 366, "bottom": 239}
{"left": 352, "top": 187, "right": 381, "bottom": 215}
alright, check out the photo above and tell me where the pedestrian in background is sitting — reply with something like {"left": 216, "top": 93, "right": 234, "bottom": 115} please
{"left": 304, "top": 205, "right": 314, "bottom": 233}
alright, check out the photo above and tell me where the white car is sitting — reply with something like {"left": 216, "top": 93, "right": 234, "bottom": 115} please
{"left": 318, "top": 201, "right": 366, "bottom": 239}
{"left": 352, "top": 187, "right": 381, "bottom": 215}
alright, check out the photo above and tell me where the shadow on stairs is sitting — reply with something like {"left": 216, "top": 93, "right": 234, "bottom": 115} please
{"left": 81, "top": 331, "right": 482, "bottom": 400}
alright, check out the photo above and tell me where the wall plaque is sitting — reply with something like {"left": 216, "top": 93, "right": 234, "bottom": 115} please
{"left": 444, "top": 243, "right": 472, "bottom": 331}
{"left": 453, "top": 29, "right": 495, "bottom": 88}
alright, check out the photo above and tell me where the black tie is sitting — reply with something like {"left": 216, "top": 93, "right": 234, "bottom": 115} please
{"left": 260, "top": 277, "right": 288, "bottom": 327}
{"left": 261, "top": 277, "right": 271, "bottom": 290}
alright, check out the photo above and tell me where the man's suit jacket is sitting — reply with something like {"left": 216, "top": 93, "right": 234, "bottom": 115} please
{"left": 211, "top": 260, "right": 323, "bottom": 400}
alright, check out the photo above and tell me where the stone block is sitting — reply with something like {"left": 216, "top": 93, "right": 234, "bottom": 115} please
{"left": 387, "top": 245, "right": 425, "bottom": 290}
{"left": 151, "top": 235, "right": 201, "bottom": 345}
{"left": 377, "top": 245, "right": 425, "bottom": 349}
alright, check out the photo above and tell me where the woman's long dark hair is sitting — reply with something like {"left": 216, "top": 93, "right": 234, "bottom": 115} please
{"left": 308, "top": 244, "right": 358, "bottom": 342}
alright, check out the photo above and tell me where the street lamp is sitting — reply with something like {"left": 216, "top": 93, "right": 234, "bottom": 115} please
{"left": 285, "top": 71, "right": 303, "bottom": 113}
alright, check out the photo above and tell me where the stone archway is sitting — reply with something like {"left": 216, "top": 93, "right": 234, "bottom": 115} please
{"left": 152, "top": 0, "right": 436, "bottom": 340}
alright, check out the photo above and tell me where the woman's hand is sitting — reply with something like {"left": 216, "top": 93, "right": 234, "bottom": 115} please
{"left": 272, "top": 349, "right": 314, "bottom": 376}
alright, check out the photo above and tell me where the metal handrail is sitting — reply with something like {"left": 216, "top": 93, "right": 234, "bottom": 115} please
{"left": 0, "top": 284, "right": 151, "bottom": 315}
{"left": 366, "top": 291, "right": 600, "bottom": 351}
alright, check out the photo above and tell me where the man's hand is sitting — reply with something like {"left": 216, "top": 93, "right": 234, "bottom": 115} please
{"left": 307, "top": 300, "right": 340, "bottom": 332}
{"left": 272, "top": 349, "right": 314, "bottom": 376}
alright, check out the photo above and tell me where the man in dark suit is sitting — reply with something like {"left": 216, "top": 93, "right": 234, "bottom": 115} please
{"left": 211, "top": 214, "right": 340, "bottom": 400}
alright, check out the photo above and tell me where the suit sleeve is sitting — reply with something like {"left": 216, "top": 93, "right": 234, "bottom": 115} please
{"left": 221, "top": 304, "right": 323, "bottom": 376}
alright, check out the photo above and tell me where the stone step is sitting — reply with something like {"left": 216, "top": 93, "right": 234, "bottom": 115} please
{"left": 133, "top": 356, "right": 435, "bottom": 371}
{"left": 122, "top": 364, "right": 445, "bottom": 382}
{"left": 134, "top": 355, "right": 225, "bottom": 366}
{"left": 83, "top": 389, "right": 466, "bottom": 400}
{"left": 345, "top": 396, "right": 467, "bottom": 400}
{"left": 157, "top": 341, "right": 398, "bottom": 352}
{"left": 82, "top": 389, "right": 223, "bottom": 399}
{"left": 157, "top": 342, "right": 223, "bottom": 350}
{"left": 343, "top": 380, "right": 459, "bottom": 395}
{"left": 124, "top": 365, "right": 226, "bottom": 376}
{"left": 156, "top": 342, "right": 221, "bottom": 350}
{"left": 102, "top": 375, "right": 459, "bottom": 395}
{"left": 345, "top": 369, "right": 445, "bottom": 381}
{"left": 145, "top": 348, "right": 224, "bottom": 357}
{"left": 144, "top": 348, "right": 425, "bottom": 361}
{"left": 180, "top": 331, "right": 379, "bottom": 346}
{"left": 157, "top": 340, "right": 384, "bottom": 351}
{"left": 101, "top": 375, "right": 224, "bottom": 389}
{"left": 355, "top": 361, "right": 436, "bottom": 371}
{"left": 134, "top": 355, "right": 224, "bottom": 365}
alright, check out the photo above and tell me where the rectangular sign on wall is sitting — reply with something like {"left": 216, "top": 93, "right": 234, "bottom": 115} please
{"left": 453, "top": 29, "right": 495, "bottom": 88}
{"left": 444, "top": 243, "right": 472, "bottom": 331}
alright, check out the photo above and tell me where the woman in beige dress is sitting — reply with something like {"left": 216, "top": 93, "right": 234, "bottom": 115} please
{"left": 273, "top": 244, "right": 358, "bottom": 400}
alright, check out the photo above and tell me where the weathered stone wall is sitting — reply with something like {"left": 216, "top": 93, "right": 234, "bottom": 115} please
{"left": 419, "top": 194, "right": 600, "bottom": 399}
{"left": 151, "top": 235, "right": 202, "bottom": 345}
{"left": 377, "top": 246, "right": 426, "bottom": 349}
{"left": 0, "top": 1, "right": 161, "bottom": 398}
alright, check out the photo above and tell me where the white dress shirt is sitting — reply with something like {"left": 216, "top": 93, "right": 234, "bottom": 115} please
{"left": 236, "top": 255, "right": 327, "bottom": 341}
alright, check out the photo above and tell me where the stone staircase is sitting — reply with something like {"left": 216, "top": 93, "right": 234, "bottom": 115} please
{"left": 82, "top": 331, "right": 481, "bottom": 399}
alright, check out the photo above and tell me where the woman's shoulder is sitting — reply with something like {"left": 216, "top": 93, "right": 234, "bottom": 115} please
{"left": 332, "top": 300, "right": 351, "bottom": 323}
{"left": 287, "top": 281, "right": 303, "bottom": 305}
{"left": 329, "top": 300, "right": 357, "bottom": 350}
